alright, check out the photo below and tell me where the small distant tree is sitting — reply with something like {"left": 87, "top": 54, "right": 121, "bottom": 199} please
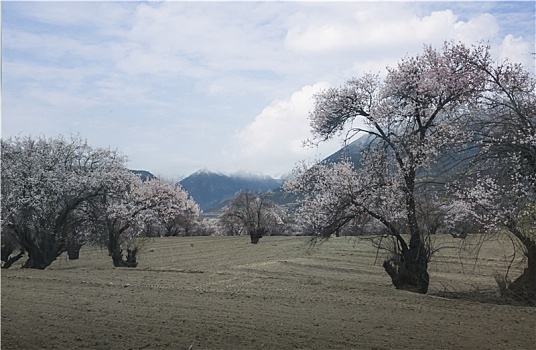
{"left": 189, "top": 219, "right": 218, "bottom": 236}
{"left": 219, "top": 190, "right": 285, "bottom": 243}
{"left": 286, "top": 42, "right": 490, "bottom": 293}
{"left": 218, "top": 213, "right": 243, "bottom": 236}
{"left": 156, "top": 189, "right": 201, "bottom": 237}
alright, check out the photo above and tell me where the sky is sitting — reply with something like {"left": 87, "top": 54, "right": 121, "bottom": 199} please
{"left": 2, "top": 1, "right": 535, "bottom": 179}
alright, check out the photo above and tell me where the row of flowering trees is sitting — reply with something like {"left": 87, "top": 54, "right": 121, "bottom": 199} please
{"left": 284, "top": 42, "right": 535, "bottom": 303}
{"left": 1, "top": 135, "right": 201, "bottom": 269}
{"left": 1, "top": 42, "right": 533, "bottom": 304}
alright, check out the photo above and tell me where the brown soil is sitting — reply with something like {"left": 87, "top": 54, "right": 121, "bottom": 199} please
{"left": 1, "top": 236, "right": 535, "bottom": 349}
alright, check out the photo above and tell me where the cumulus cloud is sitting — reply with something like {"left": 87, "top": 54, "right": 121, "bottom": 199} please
{"left": 285, "top": 7, "right": 500, "bottom": 54}
{"left": 497, "top": 34, "right": 535, "bottom": 70}
{"left": 235, "top": 82, "right": 345, "bottom": 176}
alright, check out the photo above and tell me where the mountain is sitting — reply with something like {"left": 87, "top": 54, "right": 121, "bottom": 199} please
{"left": 324, "top": 133, "right": 375, "bottom": 165}
{"left": 180, "top": 133, "right": 475, "bottom": 213}
{"left": 179, "top": 169, "right": 284, "bottom": 212}
{"left": 322, "top": 132, "right": 475, "bottom": 178}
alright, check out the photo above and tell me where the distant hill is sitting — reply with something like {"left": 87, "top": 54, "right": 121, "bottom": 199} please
{"left": 322, "top": 132, "right": 475, "bottom": 178}
{"left": 324, "top": 133, "right": 375, "bottom": 165}
{"left": 179, "top": 170, "right": 284, "bottom": 212}
{"left": 158, "top": 132, "right": 474, "bottom": 214}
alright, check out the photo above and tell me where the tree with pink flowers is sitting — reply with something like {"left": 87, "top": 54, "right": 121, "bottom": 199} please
{"left": 90, "top": 176, "right": 201, "bottom": 267}
{"left": 1, "top": 135, "right": 129, "bottom": 269}
{"left": 449, "top": 55, "right": 535, "bottom": 304}
{"left": 286, "top": 42, "right": 492, "bottom": 294}
{"left": 1, "top": 135, "right": 201, "bottom": 269}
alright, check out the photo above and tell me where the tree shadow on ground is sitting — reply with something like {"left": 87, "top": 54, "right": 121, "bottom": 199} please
{"left": 431, "top": 288, "right": 534, "bottom": 307}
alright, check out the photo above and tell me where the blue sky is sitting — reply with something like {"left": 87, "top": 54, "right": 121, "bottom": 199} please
{"left": 2, "top": 1, "right": 535, "bottom": 179}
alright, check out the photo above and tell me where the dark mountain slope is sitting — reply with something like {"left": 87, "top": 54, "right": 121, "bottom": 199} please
{"left": 180, "top": 170, "right": 283, "bottom": 212}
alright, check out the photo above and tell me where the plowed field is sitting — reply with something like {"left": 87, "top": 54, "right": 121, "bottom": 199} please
{"left": 1, "top": 236, "right": 535, "bottom": 349}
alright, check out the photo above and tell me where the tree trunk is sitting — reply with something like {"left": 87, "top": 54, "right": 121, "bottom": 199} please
{"left": 504, "top": 239, "right": 536, "bottom": 305}
{"left": 66, "top": 241, "right": 83, "bottom": 260}
{"left": 125, "top": 248, "right": 138, "bottom": 267}
{"left": 21, "top": 236, "right": 64, "bottom": 269}
{"left": 499, "top": 223, "right": 536, "bottom": 305}
{"left": 22, "top": 246, "right": 60, "bottom": 269}
{"left": 1, "top": 240, "right": 17, "bottom": 263}
{"left": 383, "top": 170, "right": 430, "bottom": 294}
{"left": 249, "top": 227, "right": 263, "bottom": 244}
{"left": 111, "top": 247, "right": 138, "bottom": 267}
{"left": 383, "top": 237, "right": 430, "bottom": 294}
{"left": 67, "top": 246, "right": 81, "bottom": 260}
{"left": 109, "top": 232, "right": 138, "bottom": 268}
{"left": 1, "top": 249, "right": 25, "bottom": 269}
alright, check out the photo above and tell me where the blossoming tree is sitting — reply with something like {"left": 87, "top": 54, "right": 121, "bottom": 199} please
{"left": 90, "top": 176, "right": 201, "bottom": 267}
{"left": 285, "top": 43, "right": 490, "bottom": 293}
{"left": 1, "top": 135, "right": 202, "bottom": 269}
{"left": 152, "top": 181, "right": 201, "bottom": 237}
{"left": 1, "top": 135, "right": 128, "bottom": 269}
{"left": 219, "top": 190, "right": 286, "bottom": 243}
{"left": 451, "top": 55, "right": 535, "bottom": 303}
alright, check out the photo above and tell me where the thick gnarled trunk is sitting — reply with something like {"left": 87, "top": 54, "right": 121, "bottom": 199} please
{"left": 20, "top": 234, "right": 64, "bottom": 269}
{"left": 383, "top": 242, "right": 430, "bottom": 294}
{"left": 108, "top": 229, "right": 138, "bottom": 268}
{"left": 249, "top": 227, "right": 264, "bottom": 244}
{"left": 22, "top": 244, "right": 63, "bottom": 269}
{"left": 383, "top": 173, "right": 431, "bottom": 294}
{"left": 507, "top": 262, "right": 536, "bottom": 305}
{"left": 111, "top": 247, "right": 138, "bottom": 268}
{"left": 66, "top": 238, "right": 83, "bottom": 260}
{"left": 498, "top": 237, "right": 536, "bottom": 305}
{"left": 1, "top": 241, "right": 25, "bottom": 269}
{"left": 383, "top": 227, "right": 430, "bottom": 294}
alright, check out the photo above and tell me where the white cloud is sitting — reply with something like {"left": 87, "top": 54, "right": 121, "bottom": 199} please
{"left": 497, "top": 34, "right": 535, "bottom": 71}
{"left": 235, "top": 82, "right": 344, "bottom": 176}
{"left": 285, "top": 7, "right": 501, "bottom": 55}
{"left": 453, "top": 13, "right": 500, "bottom": 42}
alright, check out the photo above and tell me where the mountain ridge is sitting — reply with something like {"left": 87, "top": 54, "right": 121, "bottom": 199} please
{"left": 179, "top": 170, "right": 284, "bottom": 212}
{"left": 136, "top": 132, "right": 477, "bottom": 214}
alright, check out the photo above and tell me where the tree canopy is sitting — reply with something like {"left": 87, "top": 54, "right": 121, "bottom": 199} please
{"left": 285, "top": 42, "right": 535, "bottom": 300}
{"left": 1, "top": 135, "right": 200, "bottom": 269}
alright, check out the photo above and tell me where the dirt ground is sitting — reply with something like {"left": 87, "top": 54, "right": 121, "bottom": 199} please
{"left": 1, "top": 235, "right": 535, "bottom": 350}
